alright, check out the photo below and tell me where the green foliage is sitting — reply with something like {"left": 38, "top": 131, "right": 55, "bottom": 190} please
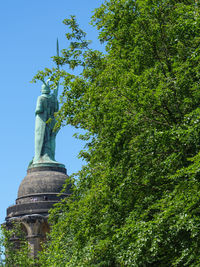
{"left": 0, "top": 222, "right": 36, "bottom": 266}
{"left": 33, "top": 0, "right": 200, "bottom": 266}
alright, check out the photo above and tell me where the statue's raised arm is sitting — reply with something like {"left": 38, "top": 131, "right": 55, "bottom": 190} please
{"left": 53, "top": 83, "right": 59, "bottom": 98}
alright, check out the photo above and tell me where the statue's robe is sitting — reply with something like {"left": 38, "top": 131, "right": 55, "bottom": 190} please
{"left": 34, "top": 94, "right": 58, "bottom": 163}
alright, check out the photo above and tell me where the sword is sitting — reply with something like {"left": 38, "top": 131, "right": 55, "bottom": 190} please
{"left": 57, "top": 38, "right": 60, "bottom": 70}
{"left": 54, "top": 38, "right": 60, "bottom": 97}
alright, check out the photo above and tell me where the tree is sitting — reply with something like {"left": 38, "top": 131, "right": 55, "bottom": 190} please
{"left": 32, "top": 0, "right": 200, "bottom": 266}
{"left": 0, "top": 222, "right": 36, "bottom": 266}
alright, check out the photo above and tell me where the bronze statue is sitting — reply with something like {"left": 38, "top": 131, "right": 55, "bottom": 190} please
{"left": 33, "top": 80, "right": 59, "bottom": 164}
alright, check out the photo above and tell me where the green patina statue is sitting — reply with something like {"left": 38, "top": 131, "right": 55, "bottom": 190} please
{"left": 32, "top": 79, "right": 59, "bottom": 165}
{"left": 33, "top": 81, "right": 58, "bottom": 163}
{"left": 29, "top": 40, "right": 64, "bottom": 168}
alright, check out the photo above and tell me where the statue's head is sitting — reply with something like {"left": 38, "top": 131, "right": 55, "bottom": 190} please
{"left": 41, "top": 79, "right": 50, "bottom": 94}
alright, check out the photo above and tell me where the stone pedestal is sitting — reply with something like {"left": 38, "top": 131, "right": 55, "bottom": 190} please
{"left": 6, "top": 165, "right": 70, "bottom": 257}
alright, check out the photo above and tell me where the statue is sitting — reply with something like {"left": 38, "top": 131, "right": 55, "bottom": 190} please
{"left": 28, "top": 40, "right": 64, "bottom": 168}
{"left": 33, "top": 79, "right": 59, "bottom": 164}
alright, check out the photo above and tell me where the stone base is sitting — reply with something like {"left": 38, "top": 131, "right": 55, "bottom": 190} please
{"left": 6, "top": 164, "right": 71, "bottom": 219}
{"left": 6, "top": 164, "right": 71, "bottom": 257}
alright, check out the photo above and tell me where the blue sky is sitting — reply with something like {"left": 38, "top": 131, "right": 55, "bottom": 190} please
{"left": 0, "top": 0, "right": 104, "bottom": 224}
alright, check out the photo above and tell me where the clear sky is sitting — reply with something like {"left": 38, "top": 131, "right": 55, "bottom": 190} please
{"left": 0, "top": 0, "right": 104, "bottom": 224}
